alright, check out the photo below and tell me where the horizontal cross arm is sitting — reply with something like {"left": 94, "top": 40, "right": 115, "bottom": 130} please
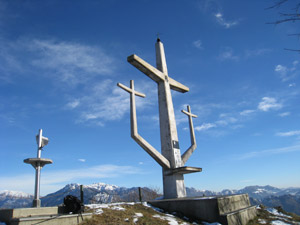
{"left": 168, "top": 77, "right": 189, "bottom": 93}
{"left": 181, "top": 109, "right": 197, "bottom": 118}
{"left": 117, "top": 82, "right": 146, "bottom": 98}
{"left": 127, "top": 54, "right": 165, "bottom": 83}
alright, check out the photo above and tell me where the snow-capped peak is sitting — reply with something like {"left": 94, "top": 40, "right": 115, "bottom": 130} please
{"left": 0, "top": 190, "right": 32, "bottom": 198}
{"left": 86, "top": 182, "right": 119, "bottom": 191}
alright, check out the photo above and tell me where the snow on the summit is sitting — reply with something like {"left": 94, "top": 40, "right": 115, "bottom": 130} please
{"left": 267, "top": 208, "right": 292, "bottom": 219}
{"left": 86, "top": 182, "right": 119, "bottom": 191}
{"left": 202, "top": 222, "right": 222, "bottom": 225}
{"left": 110, "top": 205, "right": 125, "bottom": 211}
{"left": 258, "top": 219, "right": 267, "bottom": 224}
{"left": 153, "top": 213, "right": 189, "bottom": 225}
{"left": 0, "top": 190, "right": 32, "bottom": 198}
{"left": 133, "top": 212, "right": 143, "bottom": 223}
{"left": 254, "top": 188, "right": 266, "bottom": 194}
{"left": 271, "top": 220, "right": 291, "bottom": 225}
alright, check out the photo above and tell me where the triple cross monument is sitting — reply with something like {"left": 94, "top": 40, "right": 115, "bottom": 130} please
{"left": 118, "top": 39, "right": 202, "bottom": 199}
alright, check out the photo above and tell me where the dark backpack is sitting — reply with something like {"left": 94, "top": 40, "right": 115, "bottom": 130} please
{"left": 63, "top": 195, "right": 83, "bottom": 214}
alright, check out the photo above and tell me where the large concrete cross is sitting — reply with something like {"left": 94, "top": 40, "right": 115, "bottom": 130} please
{"left": 119, "top": 39, "right": 201, "bottom": 199}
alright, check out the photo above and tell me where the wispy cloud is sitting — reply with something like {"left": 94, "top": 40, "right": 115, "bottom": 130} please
{"left": 0, "top": 38, "right": 116, "bottom": 87}
{"left": 195, "top": 123, "right": 216, "bottom": 131}
{"left": 275, "top": 60, "right": 299, "bottom": 82}
{"left": 69, "top": 79, "right": 156, "bottom": 126}
{"left": 66, "top": 99, "right": 80, "bottom": 109}
{"left": 236, "top": 145, "right": 300, "bottom": 160}
{"left": 28, "top": 39, "right": 115, "bottom": 86}
{"left": 218, "top": 47, "right": 239, "bottom": 61}
{"left": 258, "top": 97, "right": 282, "bottom": 112}
{"left": 278, "top": 112, "right": 290, "bottom": 117}
{"left": 214, "top": 12, "right": 239, "bottom": 28}
{"left": 193, "top": 40, "right": 203, "bottom": 49}
{"left": 78, "top": 159, "right": 86, "bottom": 162}
{"left": 0, "top": 164, "right": 142, "bottom": 194}
{"left": 240, "top": 109, "right": 255, "bottom": 116}
{"left": 245, "top": 48, "right": 272, "bottom": 58}
{"left": 276, "top": 130, "right": 300, "bottom": 137}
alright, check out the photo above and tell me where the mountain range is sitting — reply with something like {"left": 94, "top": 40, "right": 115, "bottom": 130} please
{"left": 1, "top": 183, "right": 300, "bottom": 215}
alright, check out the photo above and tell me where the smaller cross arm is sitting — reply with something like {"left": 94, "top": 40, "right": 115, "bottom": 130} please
{"left": 117, "top": 82, "right": 146, "bottom": 98}
{"left": 181, "top": 109, "right": 197, "bottom": 118}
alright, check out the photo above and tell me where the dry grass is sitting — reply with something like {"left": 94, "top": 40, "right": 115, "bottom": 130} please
{"left": 80, "top": 203, "right": 193, "bottom": 225}
{"left": 247, "top": 205, "right": 300, "bottom": 225}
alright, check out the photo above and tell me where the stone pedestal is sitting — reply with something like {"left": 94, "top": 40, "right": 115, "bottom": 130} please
{"left": 148, "top": 194, "right": 257, "bottom": 225}
{"left": 0, "top": 207, "right": 92, "bottom": 225}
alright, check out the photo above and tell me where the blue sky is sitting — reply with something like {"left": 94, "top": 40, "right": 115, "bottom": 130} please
{"left": 0, "top": 0, "right": 299, "bottom": 196}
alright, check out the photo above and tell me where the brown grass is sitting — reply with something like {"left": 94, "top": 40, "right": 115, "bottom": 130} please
{"left": 80, "top": 203, "right": 193, "bottom": 225}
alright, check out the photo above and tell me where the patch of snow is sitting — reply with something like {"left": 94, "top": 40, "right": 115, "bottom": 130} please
{"left": 110, "top": 205, "right": 125, "bottom": 211}
{"left": 0, "top": 190, "right": 32, "bottom": 198}
{"left": 153, "top": 213, "right": 185, "bottom": 225}
{"left": 132, "top": 212, "right": 143, "bottom": 224}
{"left": 271, "top": 220, "right": 291, "bottom": 225}
{"left": 95, "top": 209, "right": 103, "bottom": 215}
{"left": 86, "top": 203, "right": 110, "bottom": 209}
{"left": 267, "top": 208, "right": 292, "bottom": 218}
{"left": 254, "top": 188, "right": 266, "bottom": 194}
{"left": 202, "top": 222, "right": 222, "bottom": 225}
{"left": 258, "top": 219, "right": 267, "bottom": 224}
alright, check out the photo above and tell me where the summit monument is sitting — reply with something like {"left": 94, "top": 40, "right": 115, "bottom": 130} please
{"left": 118, "top": 38, "right": 201, "bottom": 199}
{"left": 118, "top": 39, "right": 257, "bottom": 225}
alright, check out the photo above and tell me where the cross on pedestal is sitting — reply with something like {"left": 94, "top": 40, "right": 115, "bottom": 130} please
{"left": 24, "top": 129, "right": 52, "bottom": 207}
{"left": 118, "top": 39, "right": 201, "bottom": 199}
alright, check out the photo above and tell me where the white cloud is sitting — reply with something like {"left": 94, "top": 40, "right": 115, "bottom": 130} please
{"left": 0, "top": 164, "right": 142, "bottom": 195}
{"left": 78, "top": 159, "right": 86, "bottom": 162}
{"left": 279, "top": 112, "right": 290, "bottom": 117}
{"left": 193, "top": 40, "right": 203, "bottom": 49}
{"left": 275, "top": 61, "right": 299, "bottom": 82}
{"left": 276, "top": 130, "right": 300, "bottom": 137}
{"left": 195, "top": 123, "right": 216, "bottom": 131}
{"left": 258, "top": 97, "right": 282, "bottom": 112}
{"left": 214, "top": 12, "right": 239, "bottom": 28}
{"left": 74, "top": 80, "right": 155, "bottom": 126}
{"left": 66, "top": 99, "right": 80, "bottom": 109}
{"left": 236, "top": 145, "right": 300, "bottom": 160}
{"left": 28, "top": 39, "right": 114, "bottom": 86}
{"left": 0, "top": 38, "right": 115, "bottom": 87}
{"left": 240, "top": 109, "right": 255, "bottom": 116}
{"left": 218, "top": 47, "right": 239, "bottom": 61}
{"left": 289, "top": 83, "right": 296, "bottom": 87}
{"left": 245, "top": 48, "right": 271, "bottom": 58}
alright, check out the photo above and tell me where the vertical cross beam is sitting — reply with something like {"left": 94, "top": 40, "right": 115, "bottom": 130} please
{"left": 33, "top": 129, "right": 43, "bottom": 207}
{"left": 24, "top": 129, "right": 52, "bottom": 207}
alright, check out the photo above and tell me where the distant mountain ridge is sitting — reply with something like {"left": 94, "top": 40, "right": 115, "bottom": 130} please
{"left": 1, "top": 184, "right": 300, "bottom": 215}
{"left": 187, "top": 185, "right": 300, "bottom": 200}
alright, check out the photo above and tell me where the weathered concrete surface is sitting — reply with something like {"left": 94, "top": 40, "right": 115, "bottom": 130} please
{"left": 148, "top": 194, "right": 257, "bottom": 225}
{"left": 0, "top": 206, "right": 92, "bottom": 225}
{"left": 0, "top": 207, "right": 62, "bottom": 221}
{"left": 124, "top": 39, "right": 201, "bottom": 199}
{"left": 8, "top": 213, "right": 92, "bottom": 225}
